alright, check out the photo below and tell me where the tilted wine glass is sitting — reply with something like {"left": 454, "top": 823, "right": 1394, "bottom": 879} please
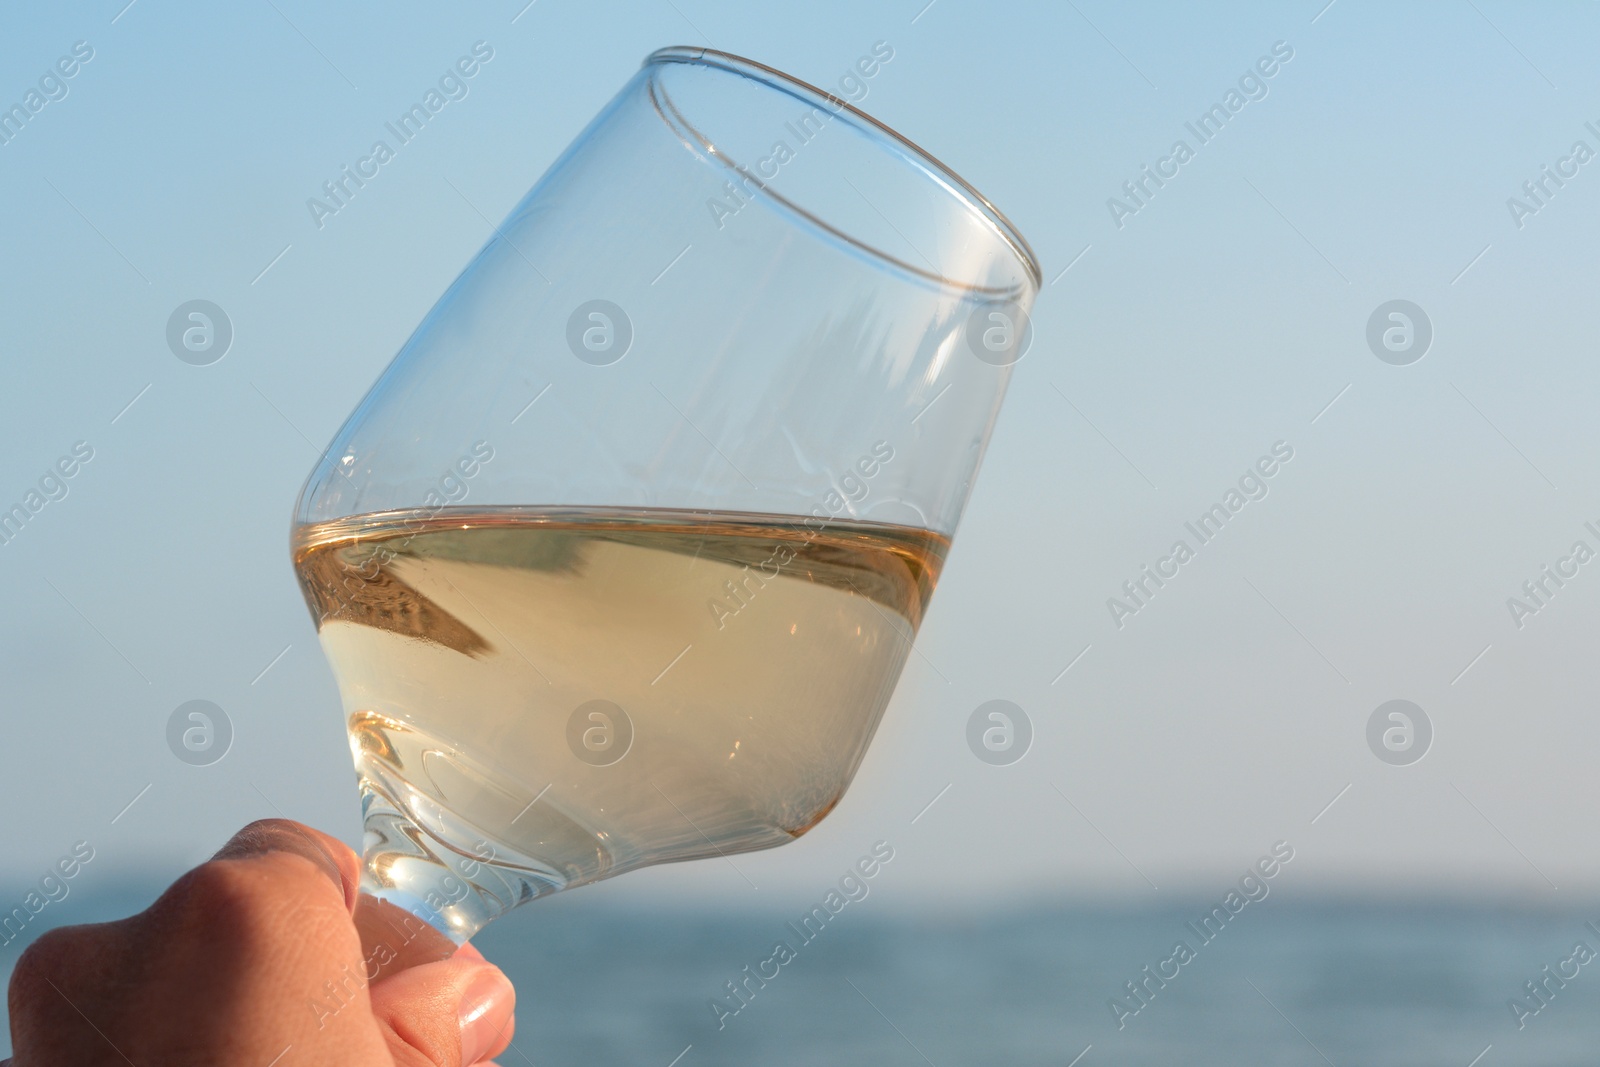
{"left": 292, "top": 46, "right": 1039, "bottom": 971}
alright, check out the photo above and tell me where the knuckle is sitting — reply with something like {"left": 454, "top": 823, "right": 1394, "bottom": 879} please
{"left": 177, "top": 855, "right": 267, "bottom": 907}
{"left": 12, "top": 925, "right": 81, "bottom": 986}
{"left": 215, "top": 818, "right": 311, "bottom": 858}
{"left": 238, "top": 816, "right": 301, "bottom": 839}
{"left": 10, "top": 923, "right": 109, "bottom": 1018}
{"left": 163, "top": 859, "right": 286, "bottom": 944}
{"left": 162, "top": 852, "right": 344, "bottom": 949}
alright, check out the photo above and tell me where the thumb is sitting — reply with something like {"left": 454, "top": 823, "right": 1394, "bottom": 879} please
{"left": 367, "top": 944, "right": 516, "bottom": 1066}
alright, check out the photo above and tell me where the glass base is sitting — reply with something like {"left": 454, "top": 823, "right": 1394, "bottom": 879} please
{"left": 355, "top": 772, "right": 569, "bottom": 970}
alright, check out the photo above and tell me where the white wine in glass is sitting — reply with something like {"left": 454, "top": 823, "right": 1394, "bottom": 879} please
{"left": 292, "top": 47, "right": 1039, "bottom": 970}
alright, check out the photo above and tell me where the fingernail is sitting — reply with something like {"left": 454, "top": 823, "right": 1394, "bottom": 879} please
{"left": 458, "top": 966, "right": 515, "bottom": 1064}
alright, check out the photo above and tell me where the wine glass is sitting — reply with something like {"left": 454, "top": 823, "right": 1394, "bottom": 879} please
{"left": 292, "top": 46, "right": 1039, "bottom": 971}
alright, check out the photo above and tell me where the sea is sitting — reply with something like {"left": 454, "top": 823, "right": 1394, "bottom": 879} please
{"left": 4, "top": 891, "right": 1600, "bottom": 1065}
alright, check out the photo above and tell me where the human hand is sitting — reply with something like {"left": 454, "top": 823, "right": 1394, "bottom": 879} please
{"left": 5, "top": 819, "right": 515, "bottom": 1066}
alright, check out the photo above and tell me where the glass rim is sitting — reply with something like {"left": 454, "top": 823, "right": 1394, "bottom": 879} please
{"left": 643, "top": 46, "right": 1043, "bottom": 297}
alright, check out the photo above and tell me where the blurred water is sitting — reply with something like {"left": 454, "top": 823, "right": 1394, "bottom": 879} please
{"left": 7, "top": 889, "right": 1600, "bottom": 1065}
{"left": 480, "top": 898, "right": 1600, "bottom": 1066}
